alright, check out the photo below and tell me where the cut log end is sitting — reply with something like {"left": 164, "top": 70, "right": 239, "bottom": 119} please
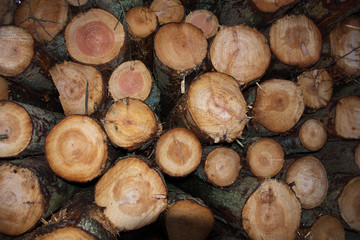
{"left": 150, "top": 0, "right": 185, "bottom": 24}
{"left": 254, "top": 79, "right": 305, "bottom": 133}
{"left": 269, "top": 14, "right": 322, "bottom": 67}
{"left": 104, "top": 98, "right": 159, "bottom": 150}
{"left": 0, "top": 163, "right": 44, "bottom": 236}
{"left": 155, "top": 127, "right": 202, "bottom": 177}
{"left": 45, "top": 115, "right": 108, "bottom": 182}
{"left": 251, "top": 0, "right": 296, "bottom": 12}
{"left": 309, "top": 215, "right": 345, "bottom": 240}
{"left": 299, "top": 119, "right": 327, "bottom": 151}
{"left": 109, "top": 60, "right": 152, "bottom": 102}
{"left": 297, "top": 69, "right": 333, "bottom": 110}
{"left": 126, "top": 6, "right": 158, "bottom": 39}
{"left": 0, "top": 26, "right": 34, "bottom": 77}
{"left": 165, "top": 200, "right": 214, "bottom": 240}
{"left": 242, "top": 179, "right": 301, "bottom": 240}
{"left": 0, "top": 101, "right": 33, "bottom": 158}
{"left": 65, "top": 8, "right": 125, "bottom": 65}
{"left": 66, "top": 0, "right": 89, "bottom": 7}
{"left": 95, "top": 157, "right": 167, "bottom": 231}
{"left": 246, "top": 138, "right": 284, "bottom": 179}
{"left": 187, "top": 72, "right": 248, "bottom": 143}
{"left": 286, "top": 156, "right": 328, "bottom": 209}
{"left": 35, "top": 227, "right": 96, "bottom": 240}
{"left": 335, "top": 96, "right": 360, "bottom": 139}
{"left": 338, "top": 176, "right": 360, "bottom": 231}
{"left": 185, "top": 9, "right": 219, "bottom": 39}
{"left": 0, "top": 76, "right": 8, "bottom": 100}
{"left": 154, "top": 22, "right": 208, "bottom": 71}
{"left": 210, "top": 25, "right": 271, "bottom": 85}
{"left": 204, "top": 147, "right": 242, "bottom": 187}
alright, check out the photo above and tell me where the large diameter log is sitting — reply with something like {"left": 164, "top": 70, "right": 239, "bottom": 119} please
{"left": 65, "top": 8, "right": 126, "bottom": 66}
{"left": 155, "top": 127, "right": 202, "bottom": 177}
{"left": 0, "top": 157, "right": 78, "bottom": 236}
{"left": 253, "top": 79, "right": 305, "bottom": 133}
{"left": 185, "top": 9, "right": 219, "bottom": 39}
{"left": 153, "top": 22, "right": 207, "bottom": 115}
{"left": 251, "top": 0, "right": 295, "bottom": 13}
{"left": 168, "top": 72, "right": 248, "bottom": 144}
{"left": 150, "top": 0, "right": 185, "bottom": 24}
{"left": 269, "top": 14, "right": 322, "bottom": 67}
{"left": 0, "top": 100, "right": 63, "bottom": 158}
{"left": 334, "top": 95, "right": 360, "bottom": 139}
{"left": 308, "top": 215, "right": 345, "bottom": 240}
{"left": 14, "top": 0, "right": 68, "bottom": 41}
{"left": 329, "top": 17, "right": 360, "bottom": 76}
{"left": 45, "top": 115, "right": 111, "bottom": 182}
{"left": 103, "top": 98, "right": 162, "bottom": 151}
{"left": 95, "top": 156, "right": 167, "bottom": 231}
{"left": 242, "top": 179, "right": 302, "bottom": 240}
{"left": 209, "top": 25, "right": 271, "bottom": 85}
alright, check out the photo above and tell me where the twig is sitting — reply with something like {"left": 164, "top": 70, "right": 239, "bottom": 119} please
{"left": 256, "top": 82, "right": 267, "bottom": 95}
{"left": 85, "top": 80, "right": 89, "bottom": 115}
{"left": 0, "top": 134, "right": 8, "bottom": 140}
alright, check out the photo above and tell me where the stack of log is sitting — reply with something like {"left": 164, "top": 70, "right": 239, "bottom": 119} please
{"left": 0, "top": 0, "right": 359, "bottom": 239}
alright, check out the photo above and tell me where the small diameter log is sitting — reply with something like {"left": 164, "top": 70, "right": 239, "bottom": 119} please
{"left": 95, "top": 156, "right": 167, "bottom": 231}
{"left": 14, "top": 0, "right": 68, "bottom": 41}
{"left": 202, "top": 146, "right": 242, "bottom": 187}
{"left": 45, "top": 115, "right": 110, "bottom": 182}
{"left": 246, "top": 138, "right": 284, "bottom": 179}
{"left": 155, "top": 127, "right": 202, "bottom": 177}
{"left": 165, "top": 184, "right": 214, "bottom": 240}
{"left": 67, "top": 0, "right": 90, "bottom": 7}
{"left": 338, "top": 176, "right": 360, "bottom": 231}
{"left": 242, "top": 179, "right": 302, "bottom": 240}
{"left": 251, "top": 0, "right": 295, "bottom": 13}
{"left": 108, "top": 60, "right": 160, "bottom": 111}
{"left": 269, "top": 14, "right": 322, "bottom": 67}
{"left": 185, "top": 9, "right": 219, "bottom": 39}
{"left": 49, "top": 61, "right": 105, "bottom": 116}
{"left": 153, "top": 22, "right": 207, "bottom": 115}
{"left": 209, "top": 25, "right": 271, "bottom": 86}
{"left": 253, "top": 79, "right": 305, "bottom": 133}
{"left": 65, "top": 8, "right": 126, "bottom": 66}
{"left": 31, "top": 190, "right": 117, "bottom": 240}
{"left": 355, "top": 144, "right": 360, "bottom": 169}
{"left": 0, "top": 100, "right": 63, "bottom": 158}
{"left": 103, "top": 98, "right": 161, "bottom": 151}
{"left": 297, "top": 69, "right": 333, "bottom": 110}
{"left": 286, "top": 156, "right": 328, "bottom": 209}
{"left": 334, "top": 95, "right": 360, "bottom": 139}
{"left": 329, "top": 17, "right": 360, "bottom": 76}
{"left": 308, "top": 215, "right": 345, "bottom": 240}
{"left": 150, "top": 0, "right": 185, "bottom": 24}
{"left": 0, "top": 0, "right": 16, "bottom": 25}
{"left": 0, "top": 157, "right": 78, "bottom": 236}
{"left": 168, "top": 72, "right": 248, "bottom": 144}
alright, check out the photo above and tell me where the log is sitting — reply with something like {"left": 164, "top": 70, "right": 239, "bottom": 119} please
{"left": 103, "top": 98, "right": 162, "bottom": 151}
{"left": 334, "top": 95, "right": 360, "bottom": 139}
{"left": 95, "top": 156, "right": 167, "bottom": 231}
{"left": 307, "top": 214, "right": 345, "bottom": 240}
{"left": 0, "top": 156, "right": 78, "bottom": 236}
{"left": 168, "top": 72, "right": 248, "bottom": 144}
{"left": 45, "top": 115, "right": 113, "bottom": 182}
{"left": 49, "top": 61, "right": 105, "bottom": 116}
{"left": 155, "top": 127, "right": 202, "bottom": 177}
{"left": 185, "top": 9, "right": 219, "bottom": 39}
{"left": 153, "top": 22, "right": 207, "bottom": 116}
{"left": 251, "top": 0, "right": 296, "bottom": 13}
{"left": 0, "top": 0, "right": 16, "bottom": 25}
{"left": 95, "top": 0, "right": 143, "bottom": 17}
{"left": 209, "top": 25, "right": 271, "bottom": 86}
{"left": 67, "top": 0, "right": 91, "bottom": 7}
{"left": 269, "top": 14, "right": 322, "bottom": 67}
{"left": 0, "top": 100, "right": 63, "bottom": 158}
{"left": 150, "top": 0, "right": 185, "bottom": 24}
{"left": 0, "top": 76, "right": 8, "bottom": 100}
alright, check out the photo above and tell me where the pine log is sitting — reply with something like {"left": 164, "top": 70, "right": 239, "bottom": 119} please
{"left": 334, "top": 95, "right": 360, "bottom": 139}
{"left": 251, "top": 0, "right": 296, "bottom": 13}
{"left": 45, "top": 115, "right": 113, "bottom": 182}
{"left": 108, "top": 60, "right": 160, "bottom": 111}
{"left": 49, "top": 61, "right": 105, "bottom": 116}
{"left": 29, "top": 190, "right": 117, "bottom": 240}
{"left": 41, "top": 34, "right": 70, "bottom": 62}
{"left": 0, "top": 100, "right": 63, "bottom": 158}
{"left": 103, "top": 98, "right": 162, "bottom": 151}
{"left": 95, "top": 0, "right": 143, "bottom": 17}
{"left": 329, "top": 16, "right": 360, "bottom": 76}
{"left": 209, "top": 25, "right": 271, "bottom": 86}
{"left": 165, "top": 184, "right": 214, "bottom": 240}
{"left": 185, "top": 9, "right": 219, "bottom": 39}
{"left": 269, "top": 14, "right": 322, "bottom": 67}
{"left": 67, "top": 0, "right": 90, "bottom": 7}
{"left": 307, "top": 214, "right": 345, "bottom": 240}
{"left": 150, "top": 0, "right": 185, "bottom": 24}
{"left": 0, "top": 156, "right": 78, "bottom": 236}
{"left": 155, "top": 127, "right": 202, "bottom": 177}
{"left": 95, "top": 156, "right": 167, "bottom": 231}
{"left": 153, "top": 22, "right": 207, "bottom": 116}
{"left": 168, "top": 72, "right": 248, "bottom": 144}
{"left": 0, "top": 0, "right": 16, "bottom": 25}
{"left": 14, "top": 0, "right": 68, "bottom": 42}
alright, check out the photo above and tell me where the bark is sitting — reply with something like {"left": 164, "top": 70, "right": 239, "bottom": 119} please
{"left": 95, "top": 0, "right": 143, "bottom": 18}
{"left": 0, "top": 100, "right": 64, "bottom": 158}
{"left": 0, "top": 0, "right": 16, "bottom": 25}
{"left": 0, "top": 156, "right": 79, "bottom": 236}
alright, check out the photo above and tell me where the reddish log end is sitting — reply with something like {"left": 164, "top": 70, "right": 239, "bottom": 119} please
{"left": 185, "top": 9, "right": 219, "bottom": 39}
